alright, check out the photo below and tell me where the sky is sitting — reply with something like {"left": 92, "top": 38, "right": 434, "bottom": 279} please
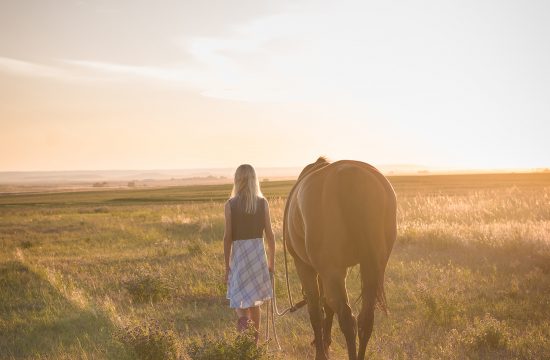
{"left": 0, "top": 0, "right": 549, "bottom": 172}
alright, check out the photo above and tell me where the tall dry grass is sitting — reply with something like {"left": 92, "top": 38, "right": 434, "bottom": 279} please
{"left": 0, "top": 175, "right": 548, "bottom": 359}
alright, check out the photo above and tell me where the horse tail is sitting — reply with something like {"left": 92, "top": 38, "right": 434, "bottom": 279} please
{"left": 338, "top": 165, "right": 395, "bottom": 359}
{"left": 359, "top": 196, "right": 395, "bottom": 314}
{"left": 359, "top": 253, "right": 388, "bottom": 313}
{"left": 339, "top": 166, "right": 389, "bottom": 313}
{"left": 356, "top": 249, "right": 385, "bottom": 359}
{"left": 358, "top": 195, "right": 396, "bottom": 359}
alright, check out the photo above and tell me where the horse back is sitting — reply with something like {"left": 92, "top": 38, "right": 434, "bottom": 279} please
{"left": 288, "top": 160, "right": 396, "bottom": 269}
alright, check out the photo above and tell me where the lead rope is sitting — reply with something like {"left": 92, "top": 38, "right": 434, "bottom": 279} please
{"left": 264, "top": 273, "right": 282, "bottom": 350}
{"left": 264, "top": 233, "right": 307, "bottom": 352}
{"left": 276, "top": 230, "right": 307, "bottom": 316}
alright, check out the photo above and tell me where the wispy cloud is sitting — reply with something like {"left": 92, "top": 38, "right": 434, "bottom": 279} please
{"left": 58, "top": 13, "right": 316, "bottom": 102}
{"left": 62, "top": 59, "right": 191, "bottom": 82}
{"left": 61, "top": 55, "right": 282, "bottom": 102}
{"left": 0, "top": 56, "right": 188, "bottom": 85}
{"left": 0, "top": 12, "right": 320, "bottom": 102}
{"left": 0, "top": 56, "right": 75, "bottom": 79}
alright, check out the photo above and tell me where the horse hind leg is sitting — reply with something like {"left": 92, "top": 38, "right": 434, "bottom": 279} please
{"left": 313, "top": 279, "right": 335, "bottom": 354}
{"left": 321, "top": 269, "right": 357, "bottom": 360}
{"left": 321, "top": 280, "right": 335, "bottom": 353}
{"left": 294, "top": 258, "right": 328, "bottom": 360}
{"left": 357, "top": 273, "right": 377, "bottom": 360}
{"left": 358, "top": 225, "right": 389, "bottom": 359}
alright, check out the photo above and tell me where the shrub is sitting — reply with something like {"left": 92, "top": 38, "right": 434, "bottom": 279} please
{"left": 417, "top": 284, "right": 462, "bottom": 325}
{"left": 124, "top": 275, "right": 171, "bottom": 303}
{"left": 186, "top": 328, "right": 271, "bottom": 360}
{"left": 20, "top": 240, "right": 33, "bottom": 249}
{"left": 461, "top": 313, "right": 510, "bottom": 350}
{"left": 116, "top": 319, "right": 179, "bottom": 360}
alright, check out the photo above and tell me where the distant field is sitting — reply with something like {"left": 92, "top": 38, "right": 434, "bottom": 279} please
{"left": 1, "top": 173, "right": 549, "bottom": 359}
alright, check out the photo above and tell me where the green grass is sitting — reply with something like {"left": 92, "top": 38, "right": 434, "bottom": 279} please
{"left": 0, "top": 260, "right": 129, "bottom": 359}
{"left": 1, "top": 173, "right": 549, "bottom": 359}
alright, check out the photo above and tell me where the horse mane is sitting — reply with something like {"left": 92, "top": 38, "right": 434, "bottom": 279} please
{"left": 315, "top": 156, "right": 330, "bottom": 164}
{"left": 297, "top": 156, "right": 330, "bottom": 181}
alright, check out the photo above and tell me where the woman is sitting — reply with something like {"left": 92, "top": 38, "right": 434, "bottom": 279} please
{"left": 224, "top": 164, "right": 275, "bottom": 342}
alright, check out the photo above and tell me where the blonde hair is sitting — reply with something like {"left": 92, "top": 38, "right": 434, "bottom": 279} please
{"left": 231, "top": 164, "right": 263, "bottom": 214}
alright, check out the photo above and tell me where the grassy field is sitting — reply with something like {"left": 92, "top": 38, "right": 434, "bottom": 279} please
{"left": 1, "top": 173, "right": 549, "bottom": 359}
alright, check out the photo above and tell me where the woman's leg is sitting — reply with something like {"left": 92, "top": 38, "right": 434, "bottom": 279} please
{"left": 249, "top": 306, "right": 261, "bottom": 339}
{"left": 235, "top": 308, "right": 251, "bottom": 331}
{"left": 235, "top": 307, "right": 249, "bottom": 319}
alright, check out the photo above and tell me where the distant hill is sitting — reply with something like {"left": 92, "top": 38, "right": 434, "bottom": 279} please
{"left": 0, "top": 168, "right": 297, "bottom": 184}
{"left": 1, "top": 164, "right": 542, "bottom": 185}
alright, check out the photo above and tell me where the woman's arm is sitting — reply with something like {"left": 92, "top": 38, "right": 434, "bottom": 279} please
{"left": 223, "top": 201, "right": 232, "bottom": 282}
{"left": 264, "top": 198, "right": 275, "bottom": 272}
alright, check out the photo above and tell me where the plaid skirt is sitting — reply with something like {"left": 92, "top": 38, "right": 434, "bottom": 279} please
{"left": 226, "top": 238, "right": 273, "bottom": 308}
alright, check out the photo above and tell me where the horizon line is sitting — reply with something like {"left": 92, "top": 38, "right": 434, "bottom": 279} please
{"left": 0, "top": 164, "right": 549, "bottom": 174}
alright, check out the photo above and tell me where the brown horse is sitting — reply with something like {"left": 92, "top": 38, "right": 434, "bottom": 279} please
{"left": 284, "top": 157, "right": 396, "bottom": 360}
